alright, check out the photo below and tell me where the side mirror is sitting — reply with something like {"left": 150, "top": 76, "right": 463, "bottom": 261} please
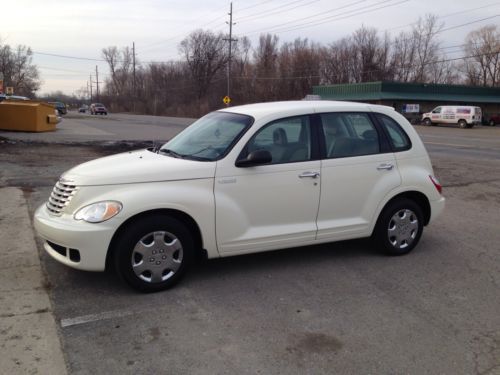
{"left": 235, "top": 149, "right": 272, "bottom": 167}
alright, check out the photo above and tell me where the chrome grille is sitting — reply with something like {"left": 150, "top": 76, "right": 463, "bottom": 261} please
{"left": 46, "top": 179, "right": 77, "bottom": 215}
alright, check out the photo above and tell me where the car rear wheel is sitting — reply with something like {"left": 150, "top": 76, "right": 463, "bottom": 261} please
{"left": 490, "top": 120, "right": 496, "bottom": 126}
{"left": 458, "top": 120, "right": 468, "bottom": 128}
{"left": 113, "top": 215, "right": 194, "bottom": 292}
{"left": 373, "top": 198, "right": 424, "bottom": 256}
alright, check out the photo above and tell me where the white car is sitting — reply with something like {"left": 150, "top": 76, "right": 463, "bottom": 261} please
{"left": 34, "top": 101, "right": 445, "bottom": 292}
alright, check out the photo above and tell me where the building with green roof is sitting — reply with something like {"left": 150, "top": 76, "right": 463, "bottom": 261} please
{"left": 312, "top": 81, "right": 500, "bottom": 123}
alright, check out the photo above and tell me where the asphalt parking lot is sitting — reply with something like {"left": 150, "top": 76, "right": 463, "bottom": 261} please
{"left": 1, "top": 113, "right": 500, "bottom": 374}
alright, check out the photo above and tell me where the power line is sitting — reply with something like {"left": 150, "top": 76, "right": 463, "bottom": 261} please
{"left": 239, "top": 0, "right": 367, "bottom": 28}
{"left": 141, "top": 3, "right": 231, "bottom": 50}
{"left": 243, "top": 0, "right": 410, "bottom": 36}
{"left": 237, "top": 0, "right": 318, "bottom": 22}
{"left": 34, "top": 51, "right": 104, "bottom": 61}
{"left": 38, "top": 65, "right": 91, "bottom": 73}
{"left": 384, "top": 2, "right": 500, "bottom": 31}
{"left": 237, "top": 0, "right": 275, "bottom": 12}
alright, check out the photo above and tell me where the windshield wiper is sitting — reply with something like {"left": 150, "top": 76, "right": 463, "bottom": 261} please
{"left": 182, "top": 146, "right": 218, "bottom": 161}
{"left": 158, "top": 148, "right": 185, "bottom": 158}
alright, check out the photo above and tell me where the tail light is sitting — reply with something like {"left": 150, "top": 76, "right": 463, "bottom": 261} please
{"left": 429, "top": 175, "right": 442, "bottom": 194}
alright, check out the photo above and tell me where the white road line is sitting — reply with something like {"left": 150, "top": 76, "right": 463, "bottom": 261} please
{"left": 424, "top": 141, "right": 473, "bottom": 148}
{"left": 60, "top": 309, "right": 137, "bottom": 328}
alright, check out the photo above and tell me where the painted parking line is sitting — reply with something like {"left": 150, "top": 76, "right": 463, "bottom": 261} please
{"left": 423, "top": 141, "right": 474, "bottom": 148}
{"left": 60, "top": 309, "right": 137, "bottom": 328}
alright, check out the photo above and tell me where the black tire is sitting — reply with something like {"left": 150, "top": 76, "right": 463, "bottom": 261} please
{"left": 489, "top": 120, "right": 496, "bottom": 126}
{"left": 113, "top": 215, "right": 195, "bottom": 292}
{"left": 372, "top": 198, "right": 424, "bottom": 256}
{"left": 423, "top": 118, "right": 432, "bottom": 126}
{"left": 458, "top": 120, "right": 468, "bottom": 129}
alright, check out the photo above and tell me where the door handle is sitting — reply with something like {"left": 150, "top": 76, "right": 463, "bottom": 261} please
{"left": 377, "top": 163, "right": 394, "bottom": 171}
{"left": 299, "top": 171, "right": 320, "bottom": 179}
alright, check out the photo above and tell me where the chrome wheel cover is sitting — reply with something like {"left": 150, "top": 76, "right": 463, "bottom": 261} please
{"left": 387, "top": 209, "right": 419, "bottom": 249}
{"left": 131, "top": 231, "right": 183, "bottom": 283}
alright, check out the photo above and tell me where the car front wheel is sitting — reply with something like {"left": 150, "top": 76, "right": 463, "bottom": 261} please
{"left": 113, "top": 215, "right": 194, "bottom": 292}
{"left": 373, "top": 198, "right": 424, "bottom": 256}
{"left": 423, "top": 118, "right": 432, "bottom": 126}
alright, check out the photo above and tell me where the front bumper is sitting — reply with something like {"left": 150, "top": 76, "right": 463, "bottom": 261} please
{"left": 34, "top": 204, "right": 117, "bottom": 271}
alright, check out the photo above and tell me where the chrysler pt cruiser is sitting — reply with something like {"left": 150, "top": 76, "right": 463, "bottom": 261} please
{"left": 34, "top": 101, "right": 445, "bottom": 292}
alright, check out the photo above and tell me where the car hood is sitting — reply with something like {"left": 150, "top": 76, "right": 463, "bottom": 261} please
{"left": 62, "top": 149, "right": 216, "bottom": 186}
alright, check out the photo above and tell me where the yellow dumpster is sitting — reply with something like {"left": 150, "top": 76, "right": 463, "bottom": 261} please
{"left": 0, "top": 100, "right": 60, "bottom": 132}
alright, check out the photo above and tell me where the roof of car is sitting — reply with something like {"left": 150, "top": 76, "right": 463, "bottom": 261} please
{"left": 218, "top": 100, "right": 391, "bottom": 119}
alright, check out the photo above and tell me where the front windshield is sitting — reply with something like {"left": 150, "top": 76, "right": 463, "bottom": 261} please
{"left": 160, "top": 111, "right": 253, "bottom": 161}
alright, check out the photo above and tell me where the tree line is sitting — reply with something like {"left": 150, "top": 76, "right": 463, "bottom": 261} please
{"left": 1, "top": 14, "right": 499, "bottom": 116}
{"left": 98, "top": 15, "right": 500, "bottom": 117}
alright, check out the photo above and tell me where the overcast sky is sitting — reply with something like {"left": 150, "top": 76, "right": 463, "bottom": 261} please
{"left": 2, "top": 0, "right": 499, "bottom": 95}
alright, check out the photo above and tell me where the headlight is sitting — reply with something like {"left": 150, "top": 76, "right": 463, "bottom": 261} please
{"left": 74, "top": 201, "right": 122, "bottom": 223}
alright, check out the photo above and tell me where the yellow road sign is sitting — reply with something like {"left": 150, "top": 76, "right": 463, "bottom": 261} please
{"left": 223, "top": 95, "right": 231, "bottom": 105}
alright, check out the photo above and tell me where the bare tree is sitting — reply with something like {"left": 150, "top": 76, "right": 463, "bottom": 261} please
{"left": 0, "top": 41, "right": 40, "bottom": 96}
{"left": 462, "top": 25, "right": 500, "bottom": 86}
{"left": 252, "top": 34, "right": 280, "bottom": 101}
{"left": 102, "top": 46, "right": 134, "bottom": 96}
{"left": 321, "top": 37, "right": 353, "bottom": 84}
{"left": 277, "top": 38, "right": 322, "bottom": 99}
{"left": 351, "top": 26, "right": 391, "bottom": 82}
{"left": 392, "top": 14, "right": 447, "bottom": 83}
{"left": 179, "top": 29, "right": 228, "bottom": 99}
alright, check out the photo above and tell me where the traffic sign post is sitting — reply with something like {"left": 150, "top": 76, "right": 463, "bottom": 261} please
{"left": 223, "top": 95, "right": 231, "bottom": 106}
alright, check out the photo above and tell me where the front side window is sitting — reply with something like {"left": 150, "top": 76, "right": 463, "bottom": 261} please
{"left": 375, "top": 114, "right": 411, "bottom": 152}
{"left": 432, "top": 107, "right": 442, "bottom": 114}
{"left": 321, "top": 113, "right": 380, "bottom": 158}
{"left": 242, "top": 115, "right": 311, "bottom": 165}
{"left": 161, "top": 111, "right": 253, "bottom": 161}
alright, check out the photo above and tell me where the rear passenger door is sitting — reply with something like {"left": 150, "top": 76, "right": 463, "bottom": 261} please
{"left": 316, "top": 112, "right": 401, "bottom": 241}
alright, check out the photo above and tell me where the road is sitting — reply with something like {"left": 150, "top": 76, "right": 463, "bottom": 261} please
{"left": 1, "top": 114, "right": 499, "bottom": 374}
{"left": 0, "top": 111, "right": 195, "bottom": 143}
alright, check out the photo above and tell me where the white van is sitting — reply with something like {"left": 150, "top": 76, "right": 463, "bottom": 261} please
{"left": 422, "top": 106, "right": 482, "bottom": 128}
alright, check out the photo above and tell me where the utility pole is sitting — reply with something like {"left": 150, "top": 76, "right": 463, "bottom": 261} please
{"left": 132, "top": 42, "right": 136, "bottom": 94}
{"left": 224, "top": 2, "right": 237, "bottom": 105}
{"left": 132, "top": 42, "right": 136, "bottom": 112}
{"left": 89, "top": 74, "right": 93, "bottom": 102}
{"left": 95, "top": 65, "right": 99, "bottom": 101}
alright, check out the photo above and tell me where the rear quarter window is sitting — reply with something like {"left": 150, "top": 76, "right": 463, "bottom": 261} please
{"left": 375, "top": 114, "right": 412, "bottom": 152}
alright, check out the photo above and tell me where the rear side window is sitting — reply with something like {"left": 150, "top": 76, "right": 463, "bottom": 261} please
{"left": 321, "top": 113, "right": 380, "bottom": 158}
{"left": 375, "top": 114, "right": 411, "bottom": 152}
